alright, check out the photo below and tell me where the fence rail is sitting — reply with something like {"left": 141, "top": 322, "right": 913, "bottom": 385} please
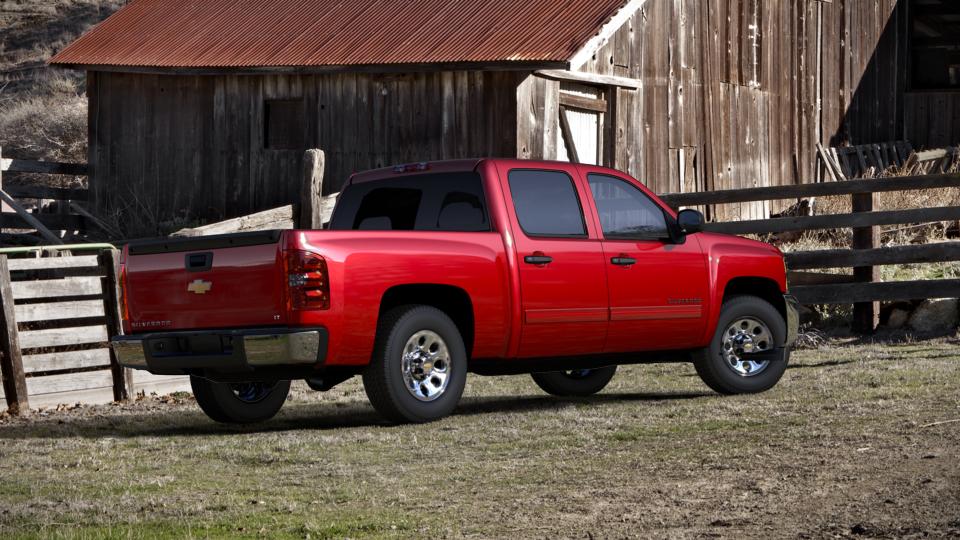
{"left": 660, "top": 172, "right": 960, "bottom": 332}
{"left": 0, "top": 147, "right": 93, "bottom": 245}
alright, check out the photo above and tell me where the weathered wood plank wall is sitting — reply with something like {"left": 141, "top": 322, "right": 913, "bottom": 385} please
{"left": 531, "top": 0, "right": 925, "bottom": 220}
{"left": 89, "top": 71, "right": 519, "bottom": 235}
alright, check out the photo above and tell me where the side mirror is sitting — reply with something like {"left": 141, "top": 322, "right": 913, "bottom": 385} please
{"left": 677, "top": 209, "right": 704, "bottom": 234}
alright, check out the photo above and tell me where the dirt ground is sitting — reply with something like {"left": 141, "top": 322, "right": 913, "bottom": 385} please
{"left": 0, "top": 338, "right": 958, "bottom": 539}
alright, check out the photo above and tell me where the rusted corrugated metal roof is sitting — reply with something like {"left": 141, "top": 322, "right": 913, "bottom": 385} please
{"left": 50, "top": 0, "right": 631, "bottom": 69}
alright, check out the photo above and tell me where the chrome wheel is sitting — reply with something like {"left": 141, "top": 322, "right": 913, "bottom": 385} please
{"left": 230, "top": 382, "right": 277, "bottom": 404}
{"left": 401, "top": 330, "right": 451, "bottom": 402}
{"left": 722, "top": 317, "right": 774, "bottom": 377}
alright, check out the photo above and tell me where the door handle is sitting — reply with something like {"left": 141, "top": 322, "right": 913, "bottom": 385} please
{"left": 611, "top": 256, "right": 636, "bottom": 266}
{"left": 524, "top": 253, "right": 553, "bottom": 265}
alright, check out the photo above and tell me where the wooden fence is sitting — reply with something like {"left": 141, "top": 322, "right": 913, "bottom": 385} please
{"left": 660, "top": 172, "right": 960, "bottom": 332}
{"left": 0, "top": 146, "right": 102, "bottom": 244}
{"left": 0, "top": 250, "right": 186, "bottom": 413}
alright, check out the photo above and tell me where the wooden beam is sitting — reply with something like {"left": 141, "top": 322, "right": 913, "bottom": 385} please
{"left": 18, "top": 325, "right": 109, "bottom": 350}
{"left": 11, "top": 276, "right": 103, "bottom": 300}
{"left": 786, "top": 272, "right": 857, "bottom": 287}
{"left": 559, "top": 93, "right": 609, "bottom": 113}
{"left": 2, "top": 184, "right": 89, "bottom": 201}
{"left": 851, "top": 189, "right": 879, "bottom": 332}
{"left": 535, "top": 70, "right": 642, "bottom": 90}
{"left": 786, "top": 242, "right": 960, "bottom": 270}
{"left": 0, "top": 158, "right": 88, "bottom": 176}
{"left": 70, "top": 202, "right": 120, "bottom": 238}
{"left": 0, "top": 189, "right": 63, "bottom": 244}
{"left": 99, "top": 250, "right": 128, "bottom": 402}
{"left": 0, "top": 146, "right": 7, "bottom": 214}
{"left": 658, "top": 173, "right": 960, "bottom": 207}
{"left": 320, "top": 193, "right": 339, "bottom": 226}
{"left": 0, "top": 212, "right": 85, "bottom": 231}
{"left": 816, "top": 143, "right": 841, "bottom": 181}
{"left": 22, "top": 349, "right": 111, "bottom": 374}
{"left": 14, "top": 300, "right": 105, "bottom": 323}
{"left": 0, "top": 256, "right": 29, "bottom": 414}
{"left": 171, "top": 205, "right": 295, "bottom": 237}
{"left": 792, "top": 279, "right": 960, "bottom": 305}
{"left": 300, "top": 149, "right": 325, "bottom": 230}
{"left": 701, "top": 206, "right": 960, "bottom": 235}
{"left": 558, "top": 106, "right": 580, "bottom": 164}
{"left": 6, "top": 255, "right": 100, "bottom": 271}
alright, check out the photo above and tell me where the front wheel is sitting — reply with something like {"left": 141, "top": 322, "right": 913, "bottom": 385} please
{"left": 531, "top": 366, "right": 617, "bottom": 397}
{"left": 190, "top": 376, "right": 290, "bottom": 424}
{"left": 694, "top": 295, "right": 788, "bottom": 395}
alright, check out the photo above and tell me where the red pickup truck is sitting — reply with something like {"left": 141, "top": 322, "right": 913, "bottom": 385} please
{"left": 112, "top": 159, "right": 798, "bottom": 424}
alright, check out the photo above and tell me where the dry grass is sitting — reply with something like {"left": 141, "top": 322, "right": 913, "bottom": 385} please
{"left": 0, "top": 340, "right": 958, "bottom": 539}
{"left": 0, "top": 0, "right": 122, "bottom": 165}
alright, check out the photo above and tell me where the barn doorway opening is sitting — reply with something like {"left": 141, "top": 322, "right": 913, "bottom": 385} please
{"left": 908, "top": 0, "right": 960, "bottom": 91}
{"left": 556, "top": 82, "right": 610, "bottom": 166}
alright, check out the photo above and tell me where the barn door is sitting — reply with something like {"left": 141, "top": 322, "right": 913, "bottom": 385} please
{"left": 557, "top": 83, "right": 609, "bottom": 166}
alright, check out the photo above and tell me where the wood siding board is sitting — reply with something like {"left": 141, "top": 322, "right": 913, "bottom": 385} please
{"left": 23, "top": 349, "right": 112, "bottom": 374}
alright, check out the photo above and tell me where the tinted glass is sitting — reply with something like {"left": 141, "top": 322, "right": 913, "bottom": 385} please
{"left": 508, "top": 170, "right": 586, "bottom": 237}
{"left": 588, "top": 174, "right": 668, "bottom": 239}
{"left": 329, "top": 172, "right": 489, "bottom": 232}
{"left": 353, "top": 187, "right": 422, "bottom": 230}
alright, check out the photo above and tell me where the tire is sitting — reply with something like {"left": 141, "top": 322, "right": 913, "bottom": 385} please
{"left": 530, "top": 366, "right": 617, "bottom": 397}
{"left": 362, "top": 305, "right": 468, "bottom": 423}
{"left": 694, "top": 295, "right": 788, "bottom": 395}
{"left": 190, "top": 376, "right": 290, "bottom": 424}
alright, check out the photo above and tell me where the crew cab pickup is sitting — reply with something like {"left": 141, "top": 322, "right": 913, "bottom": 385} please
{"left": 112, "top": 159, "right": 799, "bottom": 424}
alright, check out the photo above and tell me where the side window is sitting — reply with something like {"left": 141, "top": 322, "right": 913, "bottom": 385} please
{"left": 587, "top": 174, "right": 668, "bottom": 239}
{"left": 352, "top": 187, "right": 422, "bottom": 230}
{"left": 508, "top": 170, "right": 586, "bottom": 237}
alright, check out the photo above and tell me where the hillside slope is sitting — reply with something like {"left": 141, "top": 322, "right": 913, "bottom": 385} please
{"left": 0, "top": 0, "right": 121, "bottom": 164}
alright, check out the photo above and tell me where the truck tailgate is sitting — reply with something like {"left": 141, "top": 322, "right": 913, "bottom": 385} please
{"left": 125, "top": 231, "right": 287, "bottom": 331}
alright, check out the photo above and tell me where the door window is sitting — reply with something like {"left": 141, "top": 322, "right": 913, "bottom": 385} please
{"left": 587, "top": 174, "right": 669, "bottom": 240}
{"left": 508, "top": 170, "right": 587, "bottom": 238}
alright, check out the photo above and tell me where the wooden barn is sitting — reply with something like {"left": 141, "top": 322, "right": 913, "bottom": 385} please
{"left": 49, "top": 0, "right": 960, "bottom": 234}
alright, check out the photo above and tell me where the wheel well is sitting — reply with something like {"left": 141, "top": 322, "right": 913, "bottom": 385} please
{"left": 378, "top": 285, "right": 475, "bottom": 356}
{"left": 723, "top": 277, "right": 785, "bottom": 320}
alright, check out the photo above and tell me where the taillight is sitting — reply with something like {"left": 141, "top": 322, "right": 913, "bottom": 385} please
{"left": 283, "top": 249, "right": 330, "bottom": 311}
{"left": 119, "top": 259, "right": 131, "bottom": 334}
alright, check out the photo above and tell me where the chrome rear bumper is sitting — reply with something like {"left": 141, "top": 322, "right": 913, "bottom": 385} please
{"left": 111, "top": 328, "right": 327, "bottom": 374}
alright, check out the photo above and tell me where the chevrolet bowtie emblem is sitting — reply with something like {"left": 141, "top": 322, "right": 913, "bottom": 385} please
{"left": 187, "top": 279, "right": 212, "bottom": 294}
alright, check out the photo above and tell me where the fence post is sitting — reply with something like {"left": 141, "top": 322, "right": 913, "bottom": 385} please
{"left": 99, "top": 250, "right": 129, "bottom": 401}
{"left": 0, "top": 255, "right": 29, "bottom": 414}
{"left": 851, "top": 191, "right": 879, "bottom": 332}
{"left": 300, "top": 149, "right": 325, "bottom": 230}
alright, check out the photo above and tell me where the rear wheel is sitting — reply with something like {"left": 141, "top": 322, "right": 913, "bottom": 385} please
{"left": 362, "top": 305, "right": 467, "bottom": 423}
{"left": 694, "top": 295, "right": 788, "bottom": 394}
{"left": 190, "top": 376, "right": 290, "bottom": 424}
{"left": 531, "top": 366, "right": 617, "bottom": 397}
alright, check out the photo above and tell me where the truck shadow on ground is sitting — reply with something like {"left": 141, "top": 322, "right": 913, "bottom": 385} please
{"left": 0, "top": 391, "right": 711, "bottom": 440}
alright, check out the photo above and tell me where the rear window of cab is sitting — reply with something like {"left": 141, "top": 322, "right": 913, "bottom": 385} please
{"left": 329, "top": 172, "right": 490, "bottom": 232}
